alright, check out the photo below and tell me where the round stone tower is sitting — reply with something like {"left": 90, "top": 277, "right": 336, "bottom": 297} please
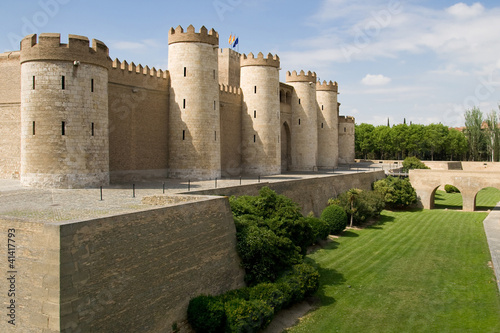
{"left": 240, "top": 52, "right": 281, "bottom": 176}
{"left": 20, "top": 33, "right": 110, "bottom": 188}
{"left": 168, "top": 25, "right": 221, "bottom": 179}
{"left": 338, "top": 116, "right": 356, "bottom": 164}
{"left": 317, "top": 80, "right": 339, "bottom": 168}
{"left": 286, "top": 70, "right": 318, "bottom": 171}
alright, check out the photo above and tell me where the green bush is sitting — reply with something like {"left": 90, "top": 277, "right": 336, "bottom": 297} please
{"left": 402, "top": 156, "right": 429, "bottom": 172}
{"left": 187, "top": 295, "right": 225, "bottom": 333}
{"left": 445, "top": 184, "right": 460, "bottom": 193}
{"left": 330, "top": 190, "right": 385, "bottom": 226}
{"left": 320, "top": 204, "right": 348, "bottom": 234}
{"left": 277, "top": 263, "right": 320, "bottom": 305}
{"left": 249, "top": 282, "right": 286, "bottom": 311}
{"left": 224, "top": 299, "right": 274, "bottom": 333}
{"left": 236, "top": 225, "right": 302, "bottom": 285}
{"left": 305, "top": 216, "right": 330, "bottom": 243}
{"left": 373, "top": 176, "right": 417, "bottom": 209}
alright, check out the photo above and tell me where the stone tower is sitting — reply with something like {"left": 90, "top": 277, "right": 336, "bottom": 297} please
{"left": 286, "top": 70, "right": 318, "bottom": 171}
{"left": 168, "top": 25, "right": 221, "bottom": 179}
{"left": 338, "top": 116, "right": 355, "bottom": 164}
{"left": 20, "top": 33, "right": 110, "bottom": 188}
{"left": 316, "top": 80, "right": 339, "bottom": 168}
{"left": 240, "top": 52, "right": 281, "bottom": 176}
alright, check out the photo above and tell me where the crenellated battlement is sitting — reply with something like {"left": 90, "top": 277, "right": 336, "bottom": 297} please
{"left": 240, "top": 52, "right": 280, "bottom": 68}
{"left": 168, "top": 25, "right": 219, "bottom": 46}
{"left": 286, "top": 70, "right": 317, "bottom": 83}
{"left": 219, "top": 84, "right": 241, "bottom": 95}
{"left": 109, "top": 58, "right": 169, "bottom": 91}
{"left": 111, "top": 58, "right": 168, "bottom": 79}
{"left": 316, "top": 80, "right": 338, "bottom": 92}
{"left": 20, "top": 33, "right": 110, "bottom": 68}
{"left": 339, "top": 116, "right": 355, "bottom": 124}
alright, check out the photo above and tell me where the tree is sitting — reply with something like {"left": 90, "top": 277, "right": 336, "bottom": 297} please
{"left": 445, "top": 128, "right": 467, "bottom": 161}
{"left": 355, "top": 123, "right": 375, "bottom": 159}
{"left": 347, "top": 188, "right": 361, "bottom": 228}
{"left": 373, "top": 176, "right": 417, "bottom": 209}
{"left": 464, "top": 107, "right": 485, "bottom": 161}
{"left": 485, "top": 110, "right": 499, "bottom": 162}
{"left": 425, "top": 123, "right": 448, "bottom": 161}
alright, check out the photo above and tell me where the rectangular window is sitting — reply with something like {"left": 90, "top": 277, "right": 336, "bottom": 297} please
{"left": 299, "top": 99, "right": 301, "bottom": 105}
{"left": 183, "top": 99, "right": 186, "bottom": 109}
{"left": 321, "top": 123, "right": 324, "bottom": 129}
{"left": 91, "top": 122, "right": 94, "bottom": 136}
{"left": 184, "top": 67, "right": 187, "bottom": 77}
{"left": 322, "top": 105, "right": 324, "bottom": 110}
{"left": 62, "top": 121, "right": 66, "bottom": 136}
{"left": 254, "top": 86, "right": 257, "bottom": 94}
{"left": 344, "top": 127, "right": 346, "bottom": 132}
{"left": 299, "top": 119, "right": 301, "bottom": 125}
{"left": 215, "top": 131, "right": 217, "bottom": 141}
{"left": 182, "top": 130, "right": 185, "bottom": 140}
{"left": 32, "top": 121, "right": 35, "bottom": 135}
{"left": 253, "top": 135, "right": 256, "bottom": 143}
{"left": 91, "top": 79, "right": 94, "bottom": 92}
{"left": 213, "top": 69, "right": 216, "bottom": 80}
{"left": 254, "top": 110, "right": 256, "bottom": 118}
{"left": 32, "top": 76, "right": 35, "bottom": 90}
{"left": 62, "top": 76, "right": 65, "bottom": 90}
{"left": 214, "top": 101, "right": 216, "bottom": 110}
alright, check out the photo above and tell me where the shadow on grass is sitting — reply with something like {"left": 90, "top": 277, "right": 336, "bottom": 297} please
{"left": 365, "top": 213, "right": 396, "bottom": 230}
{"left": 315, "top": 265, "right": 345, "bottom": 306}
{"left": 340, "top": 230, "right": 359, "bottom": 237}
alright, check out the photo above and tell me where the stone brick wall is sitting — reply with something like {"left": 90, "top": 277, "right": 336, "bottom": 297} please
{"left": 317, "top": 87, "right": 339, "bottom": 168}
{"left": 0, "top": 220, "right": 60, "bottom": 333}
{"left": 188, "top": 171, "right": 386, "bottom": 216}
{"left": 220, "top": 87, "right": 242, "bottom": 177}
{"left": 338, "top": 117, "right": 355, "bottom": 164}
{"left": 108, "top": 82, "right": 169, "bottom": 181}
{"left": 218, "top": 48, "right": 240, "bottom": 88}
{"left": 0, "top": 52, "right": 21, "bottom": 179}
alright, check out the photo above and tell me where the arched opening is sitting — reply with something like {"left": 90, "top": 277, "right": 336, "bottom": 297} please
{"left": 281, "top": 121, "right": 291, "bottom": 172}
{"left": 475, "top": 187, "right": 500, "bottom": 211}
{"left": 434, "top": 184, "right": 463, "bottom": 210}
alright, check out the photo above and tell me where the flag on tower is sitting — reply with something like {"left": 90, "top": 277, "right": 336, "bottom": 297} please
{"left": 228, "top": 34, "right": 233, "bottom": 45}
{"left": 232, "top": 37, "right": 239, "bottom": 48}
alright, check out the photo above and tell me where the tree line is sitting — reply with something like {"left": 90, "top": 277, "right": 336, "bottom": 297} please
{"left": 355, "top": 107, "right": 500, "bottom": 162}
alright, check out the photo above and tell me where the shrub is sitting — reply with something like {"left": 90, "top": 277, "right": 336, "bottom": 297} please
{"left": 249, "top": 282, "right": 286, "bottom": 311}
{"left": 330, "top": 190, "right": 385, "bottom": 226}
{"left": 445, "top": 184, "right": 460, "bottom": 193}
{"left": 402, "top": 156, "right": 429, "bottom": 172}
{"left": 305, "top": 216, "right": 330, "bottom": 243}
{"left": 320, "top": 204, "right": 348, "bottom": 234}
{"left": 187, "top": 295, "right": 225, "bottom": 333}
{"left": 236, "top": 225, "right": 302, "bottom": 285}
{"left": 224, "top": 299, "right": 274, "bottom": 333}
{"left": 277, "top": 263, "right": 320, "bottom": 305}
{"left": 268, "top": 217, "right": 315, "bottom": 254}
{"left": 373, "top": 176, "right": 417, "bottom": 209}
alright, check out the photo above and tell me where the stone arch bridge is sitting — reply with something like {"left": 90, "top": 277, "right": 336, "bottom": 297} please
{"left": 409, "top": 170, "right": 500, "bottom": 211}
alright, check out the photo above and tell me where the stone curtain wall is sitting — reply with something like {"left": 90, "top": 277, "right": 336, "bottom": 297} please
{"left": 0, "top": 53, "right": 21, "bottom": 179}
{"left": 58, "top": 197, "right": 244, "bottom": 332}
{"left": 188, "top": 171, "right": 386, "bottom": 216}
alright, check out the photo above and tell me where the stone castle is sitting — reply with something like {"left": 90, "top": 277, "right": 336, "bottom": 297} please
{"left": 0, "top": 25, "right": 355, "bottom": 188}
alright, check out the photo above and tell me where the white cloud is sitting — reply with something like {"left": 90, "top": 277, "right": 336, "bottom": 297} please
{"left": 361, "top": 74, "right": 391, "bottom": 86}
{"left": 112, "top": 39, "right": 160, "bottom": 51}
{"left": 446, "top": 2, "right": 484, "bottom": 19}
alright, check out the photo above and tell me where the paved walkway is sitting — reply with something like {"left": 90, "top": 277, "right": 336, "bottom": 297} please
{"left": 483, "top": 205, "right": 500, "bottom": 292}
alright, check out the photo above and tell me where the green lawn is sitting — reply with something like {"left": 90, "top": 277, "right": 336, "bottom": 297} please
{"left": 287, "top": 208, "right": 500, "bottom": 332}
{"left": 434, "top": 187, "right": 500, "bottom": 211}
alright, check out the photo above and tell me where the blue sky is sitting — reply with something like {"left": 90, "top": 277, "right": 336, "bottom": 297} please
{"left": 1, "top": 0, "right": 500, "bottom": 127}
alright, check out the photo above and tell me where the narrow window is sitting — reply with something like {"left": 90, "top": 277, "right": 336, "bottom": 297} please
{"left": 32, "top": 76, "right": 35, "bottom": 90}
{"left": 183, "top": 99, "right": 186, "bottom": 109}
{"left": 91, "top": 79, "right": 94, "bottom": 92}
{"left": 214, "top": 101, "right": 216, "bottom": 110}
{"left": 32, "top": 121, "right": 35, "bottom": 135}
{"left": 344, "top": 127, "right": 346, "bottom": 132}
{"left": 62, "top": 121, "right": 66, "bottom": 136}
{"left": 299, "top": 99, "right": 301, "bottom": 105}
{"left": 215, "top": 131, "right": 217, "bottom": 141}
{"left": 299, "top": 119, "right": 301, "bottom": 125}
{"left": 253, "top": 135, "right": 256, "bottom": 143}
{"left": 182, "top": 130, "right": 185, "bottom": 140}
{"left": 254, "top": 86, "right": 257, "bottom": 94}
{"left": 61, "top": 76, "right": 65, "bottom": 90}
{"left": 213, "top": 69, "right": 216, "bottom": 80}
{"left": 321, "top": 123, "right": 324, "bottom": 129}
{"left": 91, "top": 122, "right": 94, "bottom": 136}
{"left": 322, "top": 105, "right": 324, "bottom": 110}
{"left": 254, "top": 110, "right": 256, "bottom": 118}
